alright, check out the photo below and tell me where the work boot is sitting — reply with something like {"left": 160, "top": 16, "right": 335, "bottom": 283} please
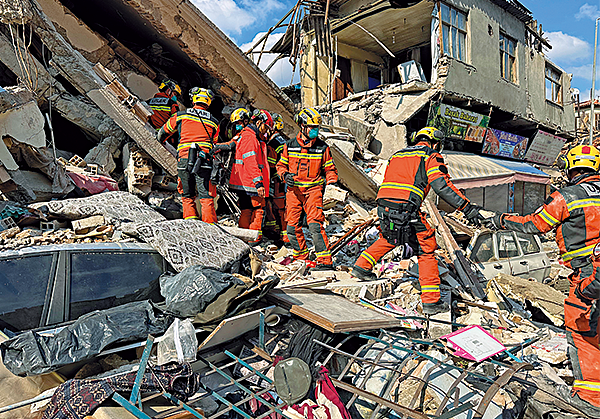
{"left": 351, "top": 265, "right": 378, "bottom": 281}
{"left": 557, "top": 384, "right": 600, "bottom": 417}
{"left": 422, "top": 300, "right": 450, "bottom": 316}
{"left": 309, "top": 263, "right": 335, "bottom": 272}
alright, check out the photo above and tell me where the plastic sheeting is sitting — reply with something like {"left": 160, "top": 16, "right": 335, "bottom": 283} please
{"left": 0, "top": 301, "right": 171, "bottom": 376}
{"left": 159, "top": 266, "right": 245, "bottom": 318}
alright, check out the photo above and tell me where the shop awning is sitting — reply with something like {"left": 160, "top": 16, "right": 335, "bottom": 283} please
{"left": 484, "top": 157, "right": 551, "bottom": 185}
{"left": 441, "top": 151, "right": 551, "bottom": 189}
{"left": 442, "top": 151, "right": 514, "bottom": 189}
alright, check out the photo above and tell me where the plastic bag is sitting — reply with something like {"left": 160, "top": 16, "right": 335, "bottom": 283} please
{"left": 157, "top": 319, "right": 198, "bottom": 365}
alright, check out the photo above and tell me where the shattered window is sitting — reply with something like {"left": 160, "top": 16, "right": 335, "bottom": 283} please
{"left": 0, "top": 255, "right": 53, "bottom": 331}
{"left": 471, "top": 233, "right": 495, "bottom": 263}
{"left": 500, "top": 33, "right": 517, "bottom": 83}
{"left": 441, "top": 3, "right": 467, "bottom": 61}
{"left": 545, "top": 64, "right": 562, "bottom": 104}
{"left": 515, "top": 232, "right": 540, "bottom": 255}
{"left": 69, "top": 251, "right": 164, "bottom": 320}
{"left": 497, "top": 232, "right": 520, "bottom": 259}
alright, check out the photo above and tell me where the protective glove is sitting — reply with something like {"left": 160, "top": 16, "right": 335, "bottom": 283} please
{"left": 257, "top": 186, "right": 266, "bottom": 198}
{"left": 482, "top": 212, "right": 505, "bottom": 230}
{"left": 210, "top": 142, "right": 231, "bottom": 156}
{"left": 462, "top": 203, "right": 485, "bottom": 226}
{"left": 283, "top": 172, "right": 295, "bottom": 188}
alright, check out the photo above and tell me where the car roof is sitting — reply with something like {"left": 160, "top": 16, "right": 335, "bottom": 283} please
{"left": 0, "top": 242, "right": 158, "bottom": 259}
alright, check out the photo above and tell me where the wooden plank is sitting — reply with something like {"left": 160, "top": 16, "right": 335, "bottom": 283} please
{"left": 329, "top": 142, "right": 378, "bottom": 202}
{"left": 267, "top": 289, "right": 400, "bottom": 333}
{"left": 197, "top": 307, "right": 275, "bottom": 352}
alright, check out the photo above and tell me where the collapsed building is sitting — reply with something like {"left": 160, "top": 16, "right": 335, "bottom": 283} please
{"left": 252, "top": 0, "right": 576, "bottom": 215}
{"left": 0, "top": 0, "right": 295, "bottom": 204}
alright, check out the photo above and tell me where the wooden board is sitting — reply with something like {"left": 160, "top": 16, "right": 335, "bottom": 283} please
{"left": 267, "top": 289, "right": 400, "bottom": 333}
{"left": 197, "top": 307, "right": 275, "bottom": 352}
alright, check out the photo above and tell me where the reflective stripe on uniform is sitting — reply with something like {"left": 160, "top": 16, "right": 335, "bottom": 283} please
{"left": 235, "top": 159, "right": 244, "bottom": 165}
{"left": 360, "top": 250, "right": 377, "bottom": 267}
{"left": 538, "top": 208, "right": 560, "bottom": 227}
{"left": 293, "top": 178, "right": 325, "bottom": 187}
{"left": 391, "top": 150, "right": 427, "bottom": 160}
{"left": 316, "top": 250, "right": 332, "bottom": 258}
{"left": 150, "top": 106, "right": 172, "bottom": 112}
{"left": 288, "top": 152, "right": 323, "bottom": 160}
{"left": 421, "top": 285, "right": 440, "bottom": 293}
{"left": 324, "top": 159, "right": 334, "bottom": 168}
{"left": 427, "top": 167, "right": 442, "bottom": 177}
{"left": 574, "top": 380, "right": 600, "bottom": 392}
{"left": 379, "top": 182, "right": 425, "bottom": 199}
{"left": 279, "top": 156, "right": 289, "bottom": 164}
{"left": 177, "top": 141, "right": 213, "bottom": 151}
{"left": 253, "top": 176, "right": 263, "bottom": 183}
{"left": 293, "top": 248, "right": 309, "bottom": 256}
{"left": 177, "top": 114, "right": 218, "bottom": 129}
{"left": 567, "top": 198, "right": 600, "bottom": 211}
{"left": 243, "top": 151, "right": 256, "bottom": 159}
{"left": 267, "top": 157, "right": 278, "bottom": 164}
{"left": 562, "top": 244, "right": 596, "bottom": 261}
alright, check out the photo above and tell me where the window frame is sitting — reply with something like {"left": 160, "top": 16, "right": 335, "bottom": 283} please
{"left": 499, "top": 32, "right": 517, "bottom": 83}
{"left": 440, "top": 2, "right": 468, "bottom": 62}
{"left": 545, "top": 63, "right": 562, "bottom": 105}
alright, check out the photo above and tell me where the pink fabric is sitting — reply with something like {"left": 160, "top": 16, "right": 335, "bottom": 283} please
{"left": 315, "top": 367, "right": 351, "bottom": 419}
{"left": 67, "top": 172, "right": 118, "bottom": 195}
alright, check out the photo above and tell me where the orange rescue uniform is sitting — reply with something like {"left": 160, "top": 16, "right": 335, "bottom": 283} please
{"left": 276, "top": 133, "right": 338, "bottom": 264}
{"left": 161, "top": 105, "right": 219, "bottom": 222}
{"left": 355, "top": 141, "right": 471, "bottom": 306}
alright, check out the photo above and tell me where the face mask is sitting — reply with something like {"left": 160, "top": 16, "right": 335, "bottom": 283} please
{"left": 236, "top": 124, "right": 243, "bottom": 131}
{"left": 308, "top": 127, "right": 319, "bottom": 139}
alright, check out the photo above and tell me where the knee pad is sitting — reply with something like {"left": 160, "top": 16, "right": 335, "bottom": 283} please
{"left": 308, "top": 222, "right": 322, "bottom": 234}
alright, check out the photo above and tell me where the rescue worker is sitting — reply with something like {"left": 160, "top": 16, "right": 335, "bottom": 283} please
{"left": 229, "top": 109, "right": 273, "bottom": 243}
{"left": 276, "top": 107, "right": 338, "bottom": 271}
{"left": 157, "top": 87, "right": 219, "bottom": 223}
{"left": 483, "top": 145, "right": 600, "bottom": 415}
{"left": 148, "top": 79, "right": 181, "bottom": 146}
{"left": 212, "top": 107, "right": 251, "bottom": 154}
{"left": 351, "top": 127, "right": 485, "bottom": 315}
{"left": 263, "top": 113, "right": 287, "bottom": 242}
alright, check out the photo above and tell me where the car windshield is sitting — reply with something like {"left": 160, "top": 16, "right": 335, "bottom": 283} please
{"left": 69, "top": 251, "right": 164, "bottom": 320}
{"left": 0, "top": 254, "right": 53, "bottom": 332}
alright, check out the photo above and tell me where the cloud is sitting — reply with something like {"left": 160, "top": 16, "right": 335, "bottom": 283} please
{"left": 576, "top": 3, "right": 600, "bottom": 20}
{"left": 545, "top": 31, "right": 591, "bottom": 63}
{"left": 240, "top": 32, "right": 298, "bottom": 86}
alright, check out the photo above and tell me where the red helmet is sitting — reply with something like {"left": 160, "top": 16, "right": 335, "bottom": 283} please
{"left": 252, "top": 109, "right": 274, "bottom": 129}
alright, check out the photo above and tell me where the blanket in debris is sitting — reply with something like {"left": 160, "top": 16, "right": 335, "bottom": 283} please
{"left": 42, "top": 363, "right": 200, "bottom": 419}
{"left": 122, "top": 219, "right": 251, "bottom": 272}
{"left": 0, "top": 301, "right": 171, "bottom": 376}
{"left": 29, "top": 191, "right": 166, "bottom": 227}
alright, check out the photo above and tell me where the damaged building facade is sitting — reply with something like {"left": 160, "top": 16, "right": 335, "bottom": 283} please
{"left": 260, "top": 0, "right": 576, "bottom": 215}
{"left": 0, "top": 0, "right": 295, "bottom": 204}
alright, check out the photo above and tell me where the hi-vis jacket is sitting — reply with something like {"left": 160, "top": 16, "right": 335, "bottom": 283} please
{"left": 148, "top": 92, "right": 178, "bottom": 130}
{"left": 503, "top": 173, "right": 600, "bottom": 269}
{"left": 229, "top": 125, "right": 270, "bottom": 196}
{"left": 378, "top": 141, "right": 469, "bottom": 209}
{"left": 276, "top": 133, "right": 338, "bottom": 190}
{"left": 162, "top": 106, "right": 219, "bottom": 159}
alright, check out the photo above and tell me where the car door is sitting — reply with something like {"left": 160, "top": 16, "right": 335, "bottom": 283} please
{"left": 514, "top": 232, "right": 550, "bottom": 281}
{"left": 496, "top": 231, "right": 529, "bottom": 277}
{"left": 467, "top": 231, "right": 508, "bottom": 280}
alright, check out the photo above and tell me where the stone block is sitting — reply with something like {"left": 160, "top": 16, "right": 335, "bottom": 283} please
{"left": 335, "top": 112, "right": 374, "bottom": 147}
{"left": 369, "top": 122, "right": 407, "bottom": 160}
{"left": 71, "top": 215, "right": 105, "bottom": 233}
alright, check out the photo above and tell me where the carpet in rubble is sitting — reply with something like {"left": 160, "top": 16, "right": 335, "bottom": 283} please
{"left": 30, "top": 191, "right": 165, "bottom": 227}
{"left": 122, "top": 219, "right": 251, "bottom": 272}
{"left": 42, "top": 363, "right": 200, "bottom": 419}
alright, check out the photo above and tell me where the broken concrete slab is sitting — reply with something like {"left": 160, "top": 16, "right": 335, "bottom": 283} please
{"left": 123, "top": 142, "right": 154, "bottom": 197}
{"left": 71, "top": 215, "right": 106, "bottom": 233}
{"left": 369, "top": 122, "right": 407, "bottom": 160}
{"left": 334, "top": 112, "right": 374, "bottom": 147}
{"left": 0, "top": 101, "right": 47, "bottom": 170}
{"left": 329, "top": 142, "right": 378, "bottom": 202}
{"left": 0, "top": 169, "right": 37, "bottom": 203}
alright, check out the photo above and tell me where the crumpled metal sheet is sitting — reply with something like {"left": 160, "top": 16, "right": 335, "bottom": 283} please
{"left": 0, "top": 300, "right": 171, "bottom": 376}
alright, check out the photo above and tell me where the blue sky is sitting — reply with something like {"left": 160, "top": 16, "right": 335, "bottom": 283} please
{"left": 192, "top": 0, "right": 600, "bottom": 98}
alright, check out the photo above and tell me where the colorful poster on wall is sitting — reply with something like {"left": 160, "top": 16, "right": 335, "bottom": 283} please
{"left": 524, "top": 130, "right": 567, "bottom": 166}
{"left": 427, "top": 103, "right": 490, "bottom": 142}
{"left": 482, "top": 128, "right": 529, "bottom": 160}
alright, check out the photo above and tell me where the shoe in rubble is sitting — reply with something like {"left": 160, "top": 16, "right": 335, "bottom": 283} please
{"left": 351, "top": 265, "right": 378, "bottom": 281}
{"left": 422, "top": 300, "right": 450, "bottom": 316}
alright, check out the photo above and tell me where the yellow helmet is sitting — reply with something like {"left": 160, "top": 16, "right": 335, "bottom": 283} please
{"left": 230, "top": 108, "right": 250, "bottom": 123}
{"left": 295, "top": 107, "right": 322, "bottom": 126}
{"left": 189, "top": 87, "right": 213, "bottom": 106}
{"left": 563, "top": 145, "right": 600, "bottom": 173}
{"left": 273, "top": 113, "right": 284, "bottom": 131}
{"left": 414, "top": 127, "right": 444, "bottom": 143}
{"left": 158, "top": 79, "right": 181, "bottom": 96}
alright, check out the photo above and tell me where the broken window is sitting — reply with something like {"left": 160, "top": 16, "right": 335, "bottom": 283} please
{"left": 471, "top": 233, "right": 495, "bottom": 263}
{"left": 440, "top": 3, "right": 467, "bottom": 61}
{"left": 545, "top": 64, "right": 562, "bottom": 104}
{"left": 0, "top": 255, "right": 54, "bottom": 331}
{"left": 515, "top": 232, "right": 540, "bottom": 255}
{"left": 499, "top": 33, "right": 516, "bottom": 83}
{"left": 497, "top": 231, "right": 519, "bottom": 259}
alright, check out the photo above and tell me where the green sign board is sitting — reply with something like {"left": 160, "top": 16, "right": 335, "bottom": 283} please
{"left": 427, "top": 103, "right": 490, "bottom": 142}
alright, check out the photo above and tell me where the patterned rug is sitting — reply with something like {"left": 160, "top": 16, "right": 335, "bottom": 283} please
{"left": 122, "top": 219, "right": 251, "bottom": 272}
{"left": 30, "top": 191, "right": 165, "bottom": 227}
